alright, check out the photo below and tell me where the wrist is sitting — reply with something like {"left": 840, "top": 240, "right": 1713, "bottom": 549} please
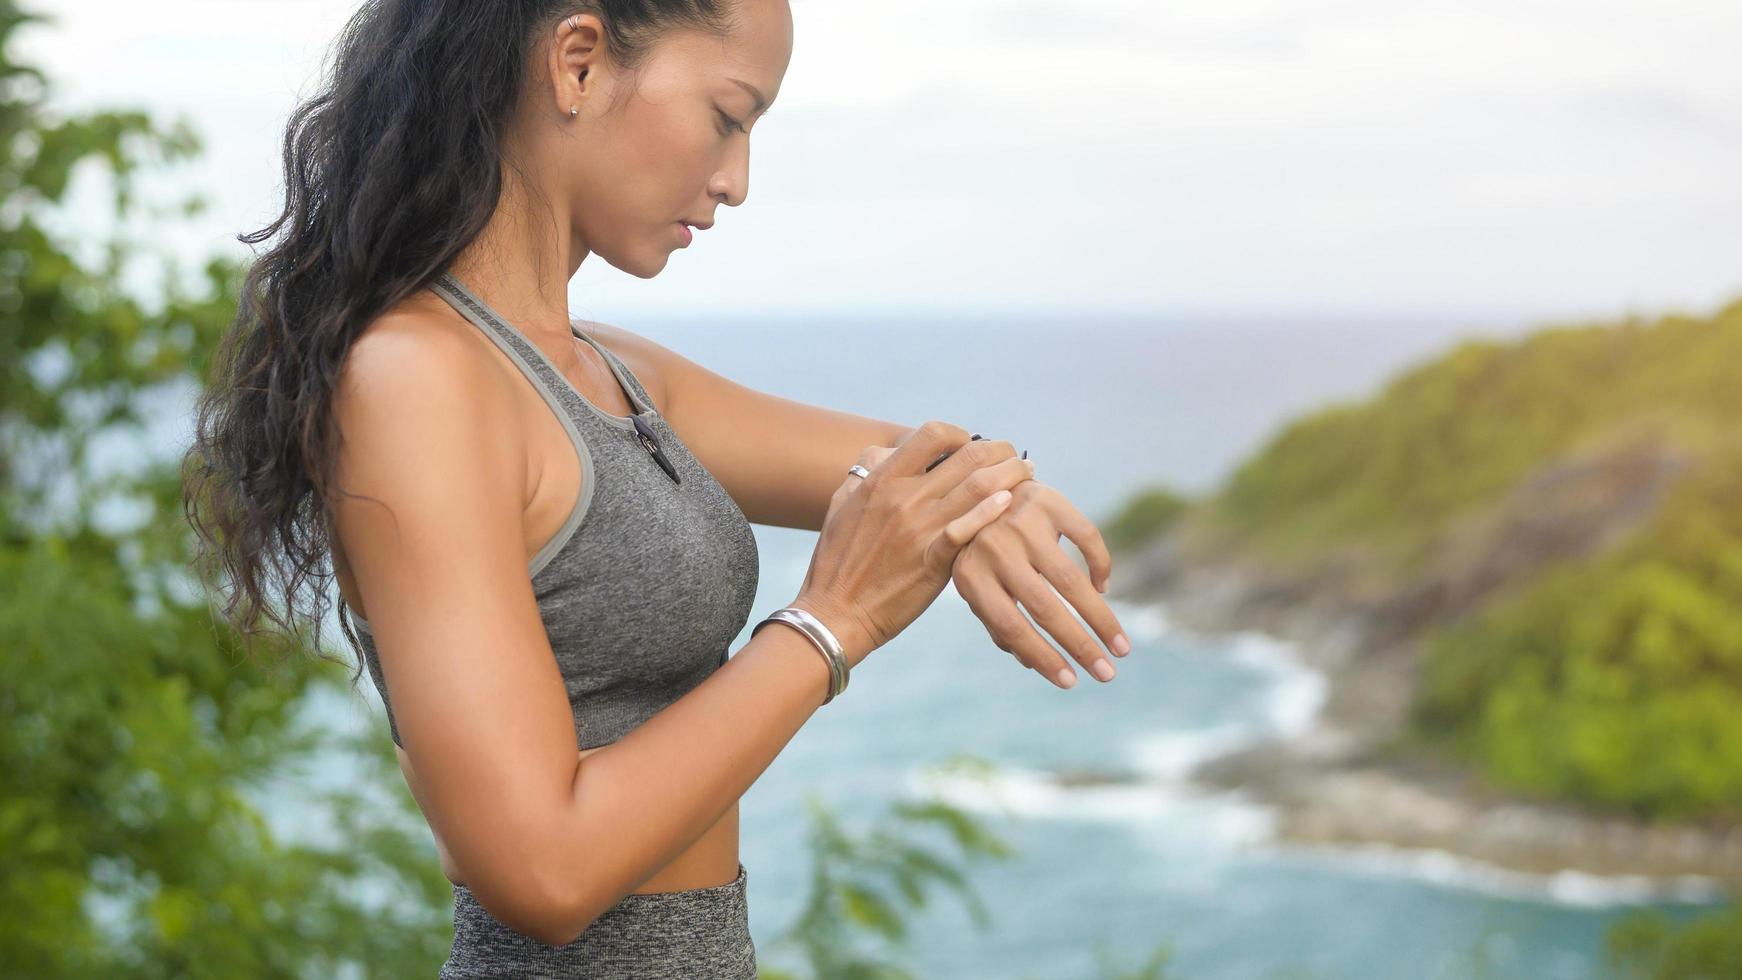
{"left": 788, "top": 593, "right": 876, "bottom": 669}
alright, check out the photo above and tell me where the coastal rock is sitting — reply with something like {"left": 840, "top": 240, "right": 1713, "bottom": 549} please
{"left": 1107, "top": 434, "right": 1739, "bottom": 892}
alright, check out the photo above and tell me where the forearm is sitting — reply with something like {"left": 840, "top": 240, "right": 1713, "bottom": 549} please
{"left": 776, "top": 418, "right": 913, "bottom": 532}
{"left": 716, "top": 411, "right": 913, "bottom": 532}
{"left": 540, "top": 598, "right": 857, "bottom": 944}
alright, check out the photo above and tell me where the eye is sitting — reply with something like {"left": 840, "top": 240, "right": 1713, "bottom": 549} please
{"left": 716, "top": 110, "right": 746, "bottom": 136}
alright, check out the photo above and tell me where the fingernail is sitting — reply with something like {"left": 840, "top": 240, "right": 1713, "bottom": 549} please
{"left": 1112, "top": 633, "right": 1132, "bottom": 657}
{"left": 1097, "top": 579, "right": 1108, "bottom": 594}
{"left": 1091, "top": 659, "right": 1116, "bottom": 682}
{"left": 1054, "top": 667, "right": 1077, "bottom": 689}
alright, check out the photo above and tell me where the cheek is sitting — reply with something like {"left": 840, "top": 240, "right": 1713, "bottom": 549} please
{"left": 571, "top": 111, "right": 716, "bottom": 245}
{"left": 634, "top": 112, "right": 717, "bottom": 197}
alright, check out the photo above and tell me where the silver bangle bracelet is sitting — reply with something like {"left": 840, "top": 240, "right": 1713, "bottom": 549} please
{"left": 751, "top": 606, "right": 851, "bottom": 705}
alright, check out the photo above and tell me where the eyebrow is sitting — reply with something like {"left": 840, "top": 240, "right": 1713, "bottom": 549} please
{"left": 728, "top": 77, "right": 772, "bottom": 115}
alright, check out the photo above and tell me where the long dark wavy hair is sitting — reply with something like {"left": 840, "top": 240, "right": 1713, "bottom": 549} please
{"left": 181, "top": 0, "right": 735, "bottom": 687}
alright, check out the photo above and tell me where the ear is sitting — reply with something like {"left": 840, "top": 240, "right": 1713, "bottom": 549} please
{"left": 548, "top": 12, "right": 609, "bottom": 118}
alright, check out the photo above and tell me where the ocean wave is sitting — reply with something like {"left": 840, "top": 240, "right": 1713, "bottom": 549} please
{"left": 901, "top": 599, "right": 1730, "bottom": 908}
{"left": 1271, "top": 840, "right": 1731, "bottom": 907}
{"left": 903, "top": 760, "right": 1278, "bottom": 851}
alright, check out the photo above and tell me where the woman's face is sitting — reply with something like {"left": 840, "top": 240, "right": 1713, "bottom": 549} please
{"left": 533, "top": 1, "right": 793, "bottom": 278}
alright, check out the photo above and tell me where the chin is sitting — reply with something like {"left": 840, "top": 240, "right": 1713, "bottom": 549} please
{"left": 603, "top": 247, "right": 667, "bottom": 280}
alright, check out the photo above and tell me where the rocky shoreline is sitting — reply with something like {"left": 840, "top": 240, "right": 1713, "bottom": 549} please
{"left": 1104, "top": 527, "right": 1742, "bottom": 897}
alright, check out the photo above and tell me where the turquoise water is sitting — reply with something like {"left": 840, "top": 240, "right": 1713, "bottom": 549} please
{"left": 730, "top": 537, "right": 1724, "bottom": 980}
{"left": 288, "top": 312, "right": 1728, "bottom": 977}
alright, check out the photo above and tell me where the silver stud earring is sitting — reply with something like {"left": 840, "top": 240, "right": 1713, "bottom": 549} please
{"left": 569, "top": 106, "right": 578, "bottom": 116}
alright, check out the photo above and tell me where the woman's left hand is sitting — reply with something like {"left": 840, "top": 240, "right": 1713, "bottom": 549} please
{"left": 845, "top": 445, "right": 1131, "bottom": 688}
{"left": 947, "top": 477, "right": 1131, "bottom": 688}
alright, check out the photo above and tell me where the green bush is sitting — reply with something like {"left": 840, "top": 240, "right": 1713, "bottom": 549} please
{"left": 0, "top": 2, "right": 456, "bottom": 971}
{"left": 1413, "top": 447, "right": 1742, "bottom": 818}
{"left": 1605, "top": 901, "right": 1742, "bottom": 979}
{"left": 1103, "top": 485, "right": 1193, "bottom": 552}
{"left": 1206, "top": 301, "right": 1742, "bottom": 574}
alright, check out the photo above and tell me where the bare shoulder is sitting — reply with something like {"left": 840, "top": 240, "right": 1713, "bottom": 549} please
{"left": 340, "top": 296, "right": 524, "bottom": 441}
{"left": 330, "top": 296, "right": 529, "bottom": 536}
{"left": 348, "top": 293, "right": 509, "bottom": 384}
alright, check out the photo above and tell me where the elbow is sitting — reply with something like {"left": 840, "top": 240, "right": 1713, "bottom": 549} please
{"left": 459, "top": 858, "right": 599, "bottom": 948}
{"left": 526, "top": 915, "right": 586, "bottom": 950}
{"left": 471, "top": 763, "right": 609, "bottom": 946}
{"left": 482, "top": 881, "right": 595, "bottom": 949}
{"left": 528, "top": 876, "right": 603, "bottom": 948}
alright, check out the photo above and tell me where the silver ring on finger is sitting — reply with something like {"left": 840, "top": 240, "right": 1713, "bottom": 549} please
{"left": 847, "top": 464, "right": 871, "bottom": 479}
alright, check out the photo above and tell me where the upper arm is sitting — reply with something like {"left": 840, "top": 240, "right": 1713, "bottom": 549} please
{"left": 329, "top": 319, "right": 583, "bottom": 939}
{"left": 589, "top": 322, "right": 913, "bottom": 531}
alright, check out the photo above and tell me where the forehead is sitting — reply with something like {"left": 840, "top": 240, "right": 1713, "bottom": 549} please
{"left": 659, "top": 2, "right": 792, "bottom": 91}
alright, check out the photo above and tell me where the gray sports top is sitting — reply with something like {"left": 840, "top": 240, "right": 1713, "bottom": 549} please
{"left": 339, "top": 270, "right": 761, "bottom": 752}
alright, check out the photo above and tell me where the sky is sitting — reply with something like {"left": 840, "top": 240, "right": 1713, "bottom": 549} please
{"left": 14, "top": 0, "right": 1742, "bottom": 324}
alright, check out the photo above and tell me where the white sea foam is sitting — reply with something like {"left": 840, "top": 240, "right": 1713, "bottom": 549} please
{"left": 1272, "top": 840, "right": 1731, "bottom": 906}
{"left": 1128, "top": 723, "right": 1256, "bottom": 780}
{"left": 1124, "top": 607, "right": 1330, "bottom": 783}
{"left": 1121, "top": 601, "right": 1173, "bottom": 641}
{"left": 903, "top": 760, "right": 1278, "bottom": 850}
{"left": 908, "top": 599, "right": 1733, "bottom": 908}
{"left": 1226, "top": 631, "right": 1330, "bottom": 742}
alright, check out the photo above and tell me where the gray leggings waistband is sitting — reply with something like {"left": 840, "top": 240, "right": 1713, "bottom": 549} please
{"left": 438, "top": 863, "right": 755, "bottom": 979}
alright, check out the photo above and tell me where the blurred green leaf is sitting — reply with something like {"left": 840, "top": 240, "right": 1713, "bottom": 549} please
{"left": 0, "top": 2, "right": 454, "bottom": 974}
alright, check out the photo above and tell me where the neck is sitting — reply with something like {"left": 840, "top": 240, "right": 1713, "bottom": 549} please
{"left": 446, "top": 164, "right": 586, "bottom": 346}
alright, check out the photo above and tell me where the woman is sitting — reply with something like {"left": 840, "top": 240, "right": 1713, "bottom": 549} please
{"left": 183, "top": 0, "right": 1130, "bottom": 975}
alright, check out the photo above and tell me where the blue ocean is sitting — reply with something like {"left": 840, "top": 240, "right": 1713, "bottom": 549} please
{"left": 275, "top": 310, "right": 1727, "bottom": 979}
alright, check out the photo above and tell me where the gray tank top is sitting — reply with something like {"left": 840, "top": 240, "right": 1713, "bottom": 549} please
{"left": 339, "top": 270, "right": 761, "bottom": 752}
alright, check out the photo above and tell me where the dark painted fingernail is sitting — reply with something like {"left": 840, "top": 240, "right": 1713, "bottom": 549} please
{"left": 1021, "top": 449, "right": 1028, "bottom": 460}
{"left": 970, "top": 433, "right": 984, "bottom": 440}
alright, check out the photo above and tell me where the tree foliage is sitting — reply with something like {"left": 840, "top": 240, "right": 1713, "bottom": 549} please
{"left": 1415, "top": 445, "right": 1742, "bottom": 818}
{"left": 0, "top": 3, "right": 453, "bottom": 973}
{"left": 1207, "top": 301, "right": 1742, "bottom": 576}
{"left": 1179, "top": 294, "right": 1742, "bottom": 818}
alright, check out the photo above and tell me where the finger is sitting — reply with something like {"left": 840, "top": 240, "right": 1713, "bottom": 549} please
{"left": 852, "top": 443, "right": 890, "bottom": 472}
{"left": 1049, "top": 494, "right": 1117, "bottom": 595}
{"left": 924, "top": 431, "right": 988, "bottom": 473}
{"left": 1027, "top": 531, "right": 1133, "bottom": 663}
{"left": 827, "top": 446, "right": 884, "bottom": 520}
{"left": 937, "top": 454, "right": 1033, "bottom": 515}
{"left": 1005, "top": 487, "right": 1130, "bottom": 658}
{"left": 935, "top": 489, "right": 1015, "bottom": 557}
{"left": 922, "top": 438, "right": 1018, "bottom": 497}
{"left": 833, "top": 446, "right": 880, "bottom": 499}
{"left": 955, "top": 569, "right": 1078, "bottom": 689}
{"left": 1004, "top": 561, "right": 1123, "bottom": 684}
{"left": 878, "top": 419, "right": 974, "bottom": 479}
{"left": 846, "top": 446, "right": 897, "bottom": 494}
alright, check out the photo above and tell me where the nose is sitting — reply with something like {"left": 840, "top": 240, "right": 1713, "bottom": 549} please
{"left": 710, "top": 145, "right": 750, "bottom": 209}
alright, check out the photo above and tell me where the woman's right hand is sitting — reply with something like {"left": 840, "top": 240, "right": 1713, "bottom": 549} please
{"left": 791, "top": 420, "right": 1034, "bottom": 668}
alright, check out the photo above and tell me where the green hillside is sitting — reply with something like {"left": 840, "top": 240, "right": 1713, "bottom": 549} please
{"left": 1178, "top": 297, "right": 1742, "bottom": 819}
